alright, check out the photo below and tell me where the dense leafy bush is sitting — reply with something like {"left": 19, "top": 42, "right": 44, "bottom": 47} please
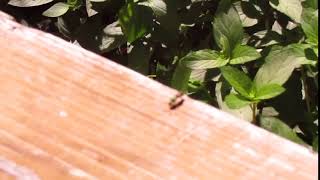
{"left": 1, "top": 0, "right": 318, "bottom": 151}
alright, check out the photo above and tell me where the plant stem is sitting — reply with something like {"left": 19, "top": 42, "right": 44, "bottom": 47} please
{"left": 251, "top": 103, "right": 257, "bottom": 125}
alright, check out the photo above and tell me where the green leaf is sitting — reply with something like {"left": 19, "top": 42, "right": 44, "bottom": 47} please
{"left": 100, "top": 21, "right": 126, "bottom": 53}
{"left": 213, "top": 0, "right": 243, "bottom": 57}
{"left": 269, "top": 0, "right": 303, "bottom": 23}
{"left": 86, "top": 0, "right": 98, "bottom": 17}
{"left": 220, "top": 66, "right": 253, "bottom": 98}
{"left": 216, "top": 81, "right": 253, "bottom": 122}
{"left": 67, "top": 0, "right": 81, "bottom": 9}
{"left": 254, "top": 45, "right": 315, "bottom": 89}
{"left": 8, "top": 0, "right": 53, "bottom": 7}
{"left": 171, "top": 64, "right": 192, "bottom": 92}
{"left": 128, "top": 41, "right": 153, "bottom": 75}
{"left": 301, "top": 9, "right": 318, "bottom": 46}
{"left": 234, "top": 1, "right": 260, "bottom": 27}
{"left": 180, "top": 50, "right": 228, "bottom": 70}
{"left": 302, "top": 0, "right": 318, "bottom": 9}
{"left": 254, "top": 84, "right": 285, "bottom": 100}
{"left": 139, "top": 0, "right": 167, "bottom": 17}
{"left": 230, "top": 45, "right": 261, "bottom": 64}
{"left": 312, "top": 136, "right": 318, "bottom": 151}
{"left": 119, "top": 1, "right": 153, "bottom": 43}
{"left": 42, "top": 3, "right": 69, "bottom": 17}
{"left": 260, "top": 117, "right": 306, "bottom": 145}
{"left": 225, "top": 93, "right": 253, "bottom": 109}
{"left": 171, "top": 49, "right": 227, "bottom": 92}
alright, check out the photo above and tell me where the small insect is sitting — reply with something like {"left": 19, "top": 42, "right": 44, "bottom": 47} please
{"left": 169, "top": 92, "right": 184, "bottom": 110}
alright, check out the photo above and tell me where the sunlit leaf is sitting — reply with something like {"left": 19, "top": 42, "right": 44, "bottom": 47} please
{"left": 215, "top": 81, "right": 253, "bottom": 122}
{"left": 179, "top": 50, "right": 228, "bottom": 70}
{"left": 220, "top": 66, "right": 253, "bottom": 98}
{"left": 301, "top": 9, "right": 318, "bottom": 46}
{"left": 254, "top": 45, "right": 315, "bottom": 89}
{"left": 213, "top": 0, "right": 243, "bottom": 57}
{"left": 139, "top": 0, "right": 167, "bottom": 16}
{"left": 42, "top": 3, "right": 69, "bottom": 17}
{"left": 225, "top": 93, "right": 252, "bottom": 109}
{"left": 230, "top": 45, "right": 261, "bottom": 64}
{"left": 269, "top": 0, "right": 303, "bottom": 23}
{"left": 254, "top": 84, "right": 285, "bottom": 100}
{"left": 8, "top": 0, "right": 53, "bottom": 7}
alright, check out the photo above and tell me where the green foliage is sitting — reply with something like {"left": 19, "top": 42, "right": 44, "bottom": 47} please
{"left": 4, "top": 0, "right": 318, "bottom": 151}
{"left": 8, "top": 0, "right": 53, "bottom": 7}
{"left": 254, "top": 84, "right": 285, "bottom": 100}
{"left": 269, "top": 0, "right": 303, "bottom": 23}
{"left": 119, "top": 1, "right": 153, "bottom": 43}
{"left": 225, "top": 93, "right": 252, "bottom": 109}
{"left": 254, "top": 45, "right": 315, "bottom": 89}
{"left": 260, "top": 117, "right": 306, "bottom": 145}
{"left": 42, "top": 2, "right": 70, "bottom": 17}
{"left": 213, "top": 0, "right": 243, "bottom": 57}
{"left": 221, "top": 66, "right": 253, "bottom": 99}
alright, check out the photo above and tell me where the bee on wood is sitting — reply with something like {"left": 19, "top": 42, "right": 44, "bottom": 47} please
{"left": 169, "top": 92, "right": 184, "bottom": 110}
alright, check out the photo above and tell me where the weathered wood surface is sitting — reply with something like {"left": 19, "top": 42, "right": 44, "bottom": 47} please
{"left": 0, "top": 11, "right": 318, "bottom": 180}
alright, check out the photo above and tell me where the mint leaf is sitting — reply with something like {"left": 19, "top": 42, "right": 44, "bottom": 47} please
{"left": 302, "top": 0, "right": 318, "bottom": 9}
{"left": 213, "top": 0, "right": 243, "bottom": 57}
{"left": 8, "top": 0, "right": 53, "bottom": 7}
{"left": 254, "top": 45, "right": 315, "bottom": 89}
{"left": 216, "top": 82, "right": 253, "bottom": 122}
{"left": 180, "top": 50, "right": 228, "bottom": 69}
{"left": 139, "top": 0, "right": 167, "bottom": 17}
{"left": 119, "top": 2, "right": 153, "bottom": 43}
{"left": 254, "top": 84, "right": 285, "bottom": 100}
{"left": 230, "top": 45, "right": 261, "bottom": 64}
{"left": 225, "top": 93, "right": 252, "bottom": 109}
{"left": 99, "top": 21, "right": 126, "bottom": 53}
{"left": 301, "top": 9, "right": 318, "bottom": 46}
{"left": 269, "top": 0, "right": 303, "bottom": 23}
{"left": 42, "top": 3, "right": 69, "bottom": 17}
{"left": 220, "top": 66, "right": 253, "bottom": 98}
{"left": 260, "top": 117, "right": 306, "bottom": 145}
{"left": 171, "top": 64, "right": 192, "bottom": 92}
{"left": 171, "top": 50, "right": 228, "bottom": 91}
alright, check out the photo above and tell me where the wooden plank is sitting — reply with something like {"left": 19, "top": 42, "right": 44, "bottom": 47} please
{"left": 0, "top": 11, "right": 318, "bottom": 180}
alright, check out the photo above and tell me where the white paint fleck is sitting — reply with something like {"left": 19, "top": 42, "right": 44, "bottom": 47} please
{"left": 69, "top": 168, "right": 97, "bottom": 180}
{"left": 59, "top": 111, "right": 68, "bottom": 118}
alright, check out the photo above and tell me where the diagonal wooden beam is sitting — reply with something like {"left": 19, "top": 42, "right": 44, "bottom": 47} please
{"left": 0, "top": 11, "right": 317, "bottom": 180}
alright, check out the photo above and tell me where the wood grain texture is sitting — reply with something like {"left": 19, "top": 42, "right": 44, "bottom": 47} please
{"left": 0, "top": 11, "right": 318, "bottom": 180}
